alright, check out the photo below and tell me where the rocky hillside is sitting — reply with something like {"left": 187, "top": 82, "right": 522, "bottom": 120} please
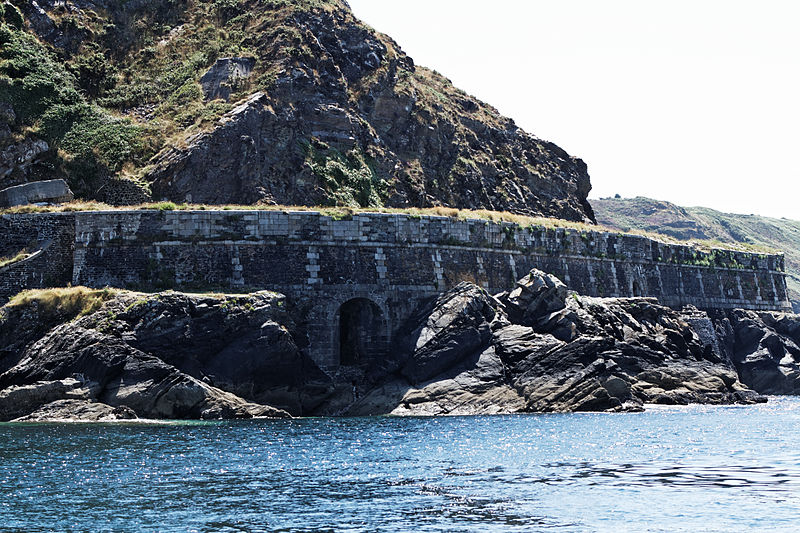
{"left": 593, "top": 196, "right": 800, "bottom": 312}
{"left": 0, "top": 0, "right": 594, "bottom": 221}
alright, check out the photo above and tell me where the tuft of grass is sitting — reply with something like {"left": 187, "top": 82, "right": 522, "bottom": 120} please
{"left": 7, "top": 286, "right": 117, "bottom": 319}
{"left": 0, "top": 249, "right": 30, "bottom": 268}
{"left": 149, "top": 201, "right": 181, "bottom": 211}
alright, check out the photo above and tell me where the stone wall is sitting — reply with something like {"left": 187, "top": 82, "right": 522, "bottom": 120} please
{"left": 0, "top": 213, "right": 75, "bottom": 302}
{"left": 0, "top": 210, "right": 791, "bottom": 369}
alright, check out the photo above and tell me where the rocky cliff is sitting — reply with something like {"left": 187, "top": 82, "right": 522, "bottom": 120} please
{"left": 0, "top": 288, "right": 328, "bottom": 420}
{"left": 0, "top": 0, "right": 593, "bottom": 221}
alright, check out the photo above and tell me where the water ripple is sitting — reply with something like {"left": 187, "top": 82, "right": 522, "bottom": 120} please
{"left": 2, "top": 399, "right": 800, "bottom": 531}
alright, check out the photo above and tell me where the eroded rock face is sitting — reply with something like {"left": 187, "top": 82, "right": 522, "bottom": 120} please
{"left": 1, "top": 271, "right": 790, "bottom": 420}
{"left": 200, "top": 57, "right": 256, "bottom": 101}
{"left": 143, "top": 6, "right": 595, "bottom": 221}
{"left": 0, "top": 290, "right": 333, "bottom": 420}
{"left": 497, "top": 268, "right": 568, "bottom": 326}
{"left": 711, "top": 309, "right": 800, "bottom": 394}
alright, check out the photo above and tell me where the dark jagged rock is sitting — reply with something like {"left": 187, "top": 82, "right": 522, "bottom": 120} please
{"left": 710, "top": 309, "right": 800, "bottom": 394}
{"left": 340, "top": 275, "right": 761, "bottom": 416}
{"left": 0, "top": 289, "right": 334, "bottom": 420}
{"left": 496, "top": 268, "right": 568, "bottom": 326}
{"left": 1, "top": 271, "right": 788, "bottom": 420}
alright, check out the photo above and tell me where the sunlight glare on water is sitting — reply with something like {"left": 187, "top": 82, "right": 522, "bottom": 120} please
{"left": 2, "top": 398, "right": 800, "bottom": 532}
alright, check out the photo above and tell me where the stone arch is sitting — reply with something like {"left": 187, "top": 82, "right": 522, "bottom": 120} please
{"left": 337, "top": 297, "right": 387, "bottom": 366}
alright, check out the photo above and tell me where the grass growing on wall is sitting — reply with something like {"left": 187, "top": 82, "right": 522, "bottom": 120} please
{"left": 0, "top": 249, "right": 30, "bottom": 268}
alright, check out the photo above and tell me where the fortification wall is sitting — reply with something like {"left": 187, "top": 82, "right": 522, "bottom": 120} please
{"left": 0, "top": 210, "right": 791, "bottom": 369}
{"left": 0, "top": 213, "right": 75, "bottom": 301}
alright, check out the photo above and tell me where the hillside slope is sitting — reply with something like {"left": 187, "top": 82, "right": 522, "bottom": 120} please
{"left": 592, "top": 196, "right": 800, "bottom": 311}
{"left": 0, "top": 0, "right": 593, "bottom": 221}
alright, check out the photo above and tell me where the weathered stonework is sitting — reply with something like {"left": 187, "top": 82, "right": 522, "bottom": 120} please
{"left": 0, "top": 210, "right": 791, "bottom": 369}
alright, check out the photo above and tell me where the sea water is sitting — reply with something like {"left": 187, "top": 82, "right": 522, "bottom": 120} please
{"left": 1, "top": 398, "right": 800, "bottom": 532}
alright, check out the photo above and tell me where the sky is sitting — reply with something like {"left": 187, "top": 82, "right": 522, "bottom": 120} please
{"left": 346, "top": 0, "right": 800, "bottom": 219}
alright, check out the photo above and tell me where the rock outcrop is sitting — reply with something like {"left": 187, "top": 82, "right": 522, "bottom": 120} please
{"left": 711, "top": 309, "right": 800, "bottom": 394}
{"left": 0, "top": 289, "right": 331, "bottom": 420}
{"left": 200, "top": 57, "right": 256, "bottom": 101}
{"left": 333, "top": 271, "right": 762, "bottom": 416}
{"left": 0, "top": 179, "right": 73, "bottom": 207}
{"left": 5, "top": 271, "right": 798, "bottom": 421}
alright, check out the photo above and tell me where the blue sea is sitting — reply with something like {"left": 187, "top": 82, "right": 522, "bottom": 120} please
{"left": 2, "top": 398, "right": 800, "bottom": 532}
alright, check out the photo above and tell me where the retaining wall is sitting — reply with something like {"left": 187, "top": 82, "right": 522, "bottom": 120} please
{"left": 0, "top": 210, "right": 791, "bottom": 368}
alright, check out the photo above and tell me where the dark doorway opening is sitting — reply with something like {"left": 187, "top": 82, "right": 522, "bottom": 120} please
{"left": 338, "top": 298, "right": 385, "bottom": 366}
{"left": 632, "top": 280, "right": 643, "bottom": 297}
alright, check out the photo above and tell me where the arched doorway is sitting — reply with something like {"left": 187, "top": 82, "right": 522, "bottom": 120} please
{"left": 632, "top": 280, "right": 643, "bottom": 297}
{"left": 338, "top": 298, "right": 386, "bottom": 366}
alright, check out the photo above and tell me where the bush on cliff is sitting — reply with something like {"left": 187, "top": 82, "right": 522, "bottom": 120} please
{"left": 0, "top": 21, "right": 150, "bottom": 194}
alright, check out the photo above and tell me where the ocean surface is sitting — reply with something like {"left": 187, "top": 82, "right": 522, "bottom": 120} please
{"left": 2, "top": 398, "right": 800, "bottom": 532}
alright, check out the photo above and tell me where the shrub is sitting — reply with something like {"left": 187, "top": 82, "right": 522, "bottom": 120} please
{"left": 68, "top": 44, "right": 118, "bottom": 98}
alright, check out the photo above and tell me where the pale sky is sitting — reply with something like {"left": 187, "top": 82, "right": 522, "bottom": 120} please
{"left": 347, "top": 0, "right": 800, "bottom": 219}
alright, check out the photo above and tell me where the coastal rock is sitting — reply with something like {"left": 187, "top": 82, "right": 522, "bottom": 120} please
{"left": 343, "top": 274, "right": 761, "bottom": 416}
{"left": 711, "top": 309, "right": 800, "bottom": 394}
{"left": 398, "top": 283, "right": 499, "bottom": 384}
{"left": 0, "top": 377, "right": 98, "bottom": 421}
{"left": 0, "top": 290, "right": 329, "bottom": 420}
{"left": 0, "top": 274, "right": 781, "bottom": 420}
{"left": 0, "top": 323, "right": 290, "bottom": 419}
{"left": 497, "top": 268, "right": 568, "bottom": 326}
{"left": 14, "top": 399, "right": 138, "bottom": 422}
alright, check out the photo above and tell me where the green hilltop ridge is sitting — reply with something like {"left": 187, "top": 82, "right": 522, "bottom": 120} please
{"left": 0, "top": 0, "right": 593, "bottom": 222}
{"left": 592, "top": 196, "right": 800, "bottom": 312}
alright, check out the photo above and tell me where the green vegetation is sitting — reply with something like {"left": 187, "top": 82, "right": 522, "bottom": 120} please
{"left": 303, "top": 140, "right": 387, "bottom": 208}
{"left": 0, "top": 0, "right": 355, "bottom": 193}
{"left": 0, "top": 249, "right": 29, "bottom": 268}
{"left": 0, "top": 19, "right": 151, "bottom": 193}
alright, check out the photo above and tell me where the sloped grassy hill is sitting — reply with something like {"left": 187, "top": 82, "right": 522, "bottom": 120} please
{"left": 0, "top": 0, "right": 594, "bottom": 221}
{"left": 592, "top": 196, "right": 800, "bottom": 311}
